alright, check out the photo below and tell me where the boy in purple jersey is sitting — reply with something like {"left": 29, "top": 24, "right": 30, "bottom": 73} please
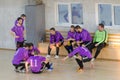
{"left": 74, "top": 25, "right": 92, "bottom": 47}
{"left": 14, "top": 14, "right": 26, "bottom": 26}
{"left": 12, "top": 43, "right": 30, "bottom": 72}
{"left": 25, "top": 52, "right": 53, "bottom": 74}
{"left": 77, "top": 26, "right": 92, "bottom": 47}
{"left": 46, "top": 27, "right": 64, "bottom": 58}
{"left": 62, "top": 43, "right": 93, "bottom": 72}
{"left": 28, "top": 43, "right": 40, "bottom": 57}
{"left": 64, "top": 25, "right": 76, "bottom": 54}
{"left": 11, "top": 17, "right": 25, "bottom": 50}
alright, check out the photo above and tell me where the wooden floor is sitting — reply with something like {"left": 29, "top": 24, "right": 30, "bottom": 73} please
{"left": 0, "top": 50, "right": 120, "bottom": 80}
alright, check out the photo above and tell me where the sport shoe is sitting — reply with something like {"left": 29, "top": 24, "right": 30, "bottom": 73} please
{"left": 17, "top": 69, "right": 25, "bottom": 73}
{"left": 77, "top": 68, "right": 83, "bottom": 72}
{"left": 14, "top": 69, "right": 19, "bottom": 72}
{"left": 50, "top": 63, "right": 53, "bottom": 69}
{"left": 47, "top": 68, "right": 53, "bottom": 72}
{"left": 54, "top": 55, "right": 59, "bottom": 59}
{"left": 73, "top": 55, "right": 77, "bottom": 58}
{"left": 91, "top": 58, "right": 95, "bottom": 62}
{"left": 46, "top": 55, "right": 51, "bottom": 58}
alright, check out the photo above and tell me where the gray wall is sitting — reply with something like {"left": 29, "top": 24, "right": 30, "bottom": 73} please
{"left": 0, "top": 0, "right": 28, "bottom": 49}
{"left": 0, "top": 0, "right": 120, "bottom": 49}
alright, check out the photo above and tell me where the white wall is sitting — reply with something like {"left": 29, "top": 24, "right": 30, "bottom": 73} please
{"left": 43, "top": 0, "right": 120, "bottom": 33}
{"left": 0, "top": 0, "right": 28, "bottom": 49}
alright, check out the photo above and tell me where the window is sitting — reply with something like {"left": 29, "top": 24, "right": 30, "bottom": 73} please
{"left": 56, "top": 3, "right": 83, "bottom": 26}
{"left": 97, "top": 4, "right": 120, "bottom": 27}
{"left": 58, "top": 4, "right": 69, "bottom": 24}
{"left": 114, "top": 6, "right": 120, "bottom": 25}
{"left": 71, "top": 4, "right": 83, "bottom": 24}
{"left": 98, "top": 4, "right": 112, "bottom": 26}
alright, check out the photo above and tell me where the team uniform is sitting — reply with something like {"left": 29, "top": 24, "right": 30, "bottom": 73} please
{"left": 75, "top": 29, "right": 92, "bottom": 47}
{"left": 12, "top": 48, "right": 29, "bottom": 72}
{"left": 28, "top": 46, "right": 40, "bottom": 57}
{"left": 26, "top": 56, "right": 52, "bottom": 73}
{"left": 68, "top": 46, "right": 92, "bottom": 69}
{"left": 64, "top": 31, "right": 76, "bottom": 53}
{"left": 48, "top": 31, "right": 64, "bottom": 56}
{"left": 11, "top": 21, "right": 25, "bottom": 50}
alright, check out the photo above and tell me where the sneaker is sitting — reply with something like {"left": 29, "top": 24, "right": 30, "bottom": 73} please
{"left": 47, "top": 68, "right": 53, "bottom": 72}
{"left": 54, "top": 55, "right": 59, "bottom": 59}
{"left": 19, "top": 70, "right": 25, "bottom": 73}
{"left": 46, "top": 55, "right": 51, "bottom": 58}
{"left": 14, "top": 69, "right": 19, "bottom": 72}
{"left": 73, "top": 55, "right": 77, "bottom": 58}
{"left": 50, "top": 63, "right": 53, "bottom": 69}
{"left": 91, "top": 58, "right": 95, "bottom": 62}
{"left": 77, "top": 68, "right": 83, "bottom": 72}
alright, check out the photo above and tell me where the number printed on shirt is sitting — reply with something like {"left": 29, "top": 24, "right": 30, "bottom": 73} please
{"left": 30, "top": 59, "right": 38, "bottom": 67}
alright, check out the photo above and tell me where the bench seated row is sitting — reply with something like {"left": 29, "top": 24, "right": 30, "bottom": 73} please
{"left": 38, "top": 30, "right": 120, "bottom": 61}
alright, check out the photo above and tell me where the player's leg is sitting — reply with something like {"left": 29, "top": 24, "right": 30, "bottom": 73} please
{"left": 75, "top": 58, "right": 83, "bottom": 72}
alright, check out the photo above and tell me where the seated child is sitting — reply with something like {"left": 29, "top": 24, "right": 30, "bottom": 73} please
{"left": 25, "top": 52, "right": 53, "bottom": 74}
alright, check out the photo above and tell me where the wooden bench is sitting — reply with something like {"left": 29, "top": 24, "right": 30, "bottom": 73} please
{"left": 38, "top": 30, "right": 120, "bottom": 60}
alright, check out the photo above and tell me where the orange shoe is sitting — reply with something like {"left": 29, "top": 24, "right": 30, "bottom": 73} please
{"left": 77, "top": 68, "right": 83, "bottom": 72}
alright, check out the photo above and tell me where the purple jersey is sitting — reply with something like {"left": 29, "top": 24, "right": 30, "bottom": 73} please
{"left": 15, "top": 18, "right": 24, "bottom": 26}
{"left": 28, "top": 46, "right": 40, "bottom": 57}
{"left": 80, "top": 29, "right": 92, "bottom": 42}
{"left": 68, "top": 46, "right": 92, "bottom": 58}
{"left": 67, "top": 31, "right": 76, "bottom": 40}
{"left": 27, "top": 56, "right": 46, "bottom": 72}
{"left": 12, "top": 48, "right": 29, "bottom": 65}
{"left": 11, "top": 25, "right": 24, "bottom": 42}
{"left": 50, "top": 31, "right": 64, "bottom": 44}
{"left": 75, "top": 32, "right": 81, "bottom": 41}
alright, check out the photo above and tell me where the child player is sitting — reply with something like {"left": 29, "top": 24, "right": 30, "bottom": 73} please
{"left": 11, "top": 17, "right": 25, "bottom": 50}
{"left": 46, "top": 27, "right": 64, "bottom": 58}
{"left": 64, "top": 25, "right": 76, "bottom": 54}
{"left": 12, "top": 43, "right": 30, "bottom": 72}
{"left": 25, "top": 51, "right": 53, "bottom": 74}
{"left": 28, "top": 43, "right": 40, "bottom": 57}
{"left": 62, "top": 43, "right": 93, "bottom": 72}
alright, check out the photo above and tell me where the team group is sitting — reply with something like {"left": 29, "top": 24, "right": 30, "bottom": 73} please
{"left": 10, "top": 14, "right": 108, "bottom": 73}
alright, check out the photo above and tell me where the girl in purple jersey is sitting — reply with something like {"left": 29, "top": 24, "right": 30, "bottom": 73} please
{"left": 25, "top": 52, "right": 53, "bottom": 74}
{"left": 62, "top": 43, "right": 94, "bottom": 72}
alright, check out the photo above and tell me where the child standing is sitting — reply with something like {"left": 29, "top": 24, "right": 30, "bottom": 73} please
{"left": 11, "top": 17, "right": 25, "bottom": 50}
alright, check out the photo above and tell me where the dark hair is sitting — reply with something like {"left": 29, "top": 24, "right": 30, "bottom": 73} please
{"left": 29, "top": 43, "right": 34, "bottom": 47}
{"left": 50, "top": 27, "right": 55, "bottom": 31}
{"left": 75, "top": 25, "right": 81, "bottom": 29}
{"left": 17, "top": 17, "right": 23, "bottom": 21}
{"left": 24, "top": 43, "right": 30, "bottom": 47}
{"left": 21, "top": 14, "right": 26, "bottom": 17}
{"left": 71, "top": 25, "right": 74, "bottom": 28}
{"left": 99, "top": 23, "right": 104, "bottom": 28}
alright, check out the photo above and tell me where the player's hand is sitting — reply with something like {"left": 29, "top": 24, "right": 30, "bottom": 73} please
{"left": 15, "top": 36, "right": 19, "bottom": 38}
{"left": 95, "top": 43, "right": 99, "bottom": 47}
